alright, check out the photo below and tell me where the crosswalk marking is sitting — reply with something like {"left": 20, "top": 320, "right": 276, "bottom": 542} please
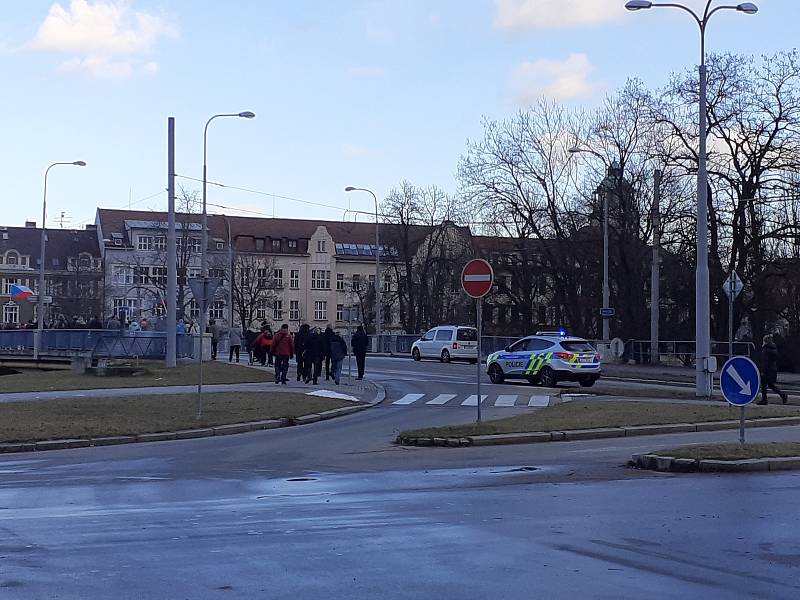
{"left": 392, "top": 393, "right": 425, "bottom": 405}
{"left": 494, "top": 394, "right": 517, "bottom": 407}
{"left": 461, "top": 394, "right": 488, "bottom": 406}
{"left": 426, "top": 394, "right": 456, "bottom": 405}
{"left": 528, "top": 396, "right": 549, "bottom": 407}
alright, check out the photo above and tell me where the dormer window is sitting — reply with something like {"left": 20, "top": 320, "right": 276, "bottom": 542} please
{"left": 5, "top": 252, "right": 18, "bottom": 265}
{"left": 216, "top": 241, "right": 224, "bottom": 250}
{"left": 316, "top": 240, "right": 326, "bottom": 253}
{"left": 255, "top": 238, "right": 265, "bottom": 251}
{"left": 272, "top": 239, "right": 281, "bottom": 251}
{"left": 288, "top": 240, "right": 297, "bottom": 249}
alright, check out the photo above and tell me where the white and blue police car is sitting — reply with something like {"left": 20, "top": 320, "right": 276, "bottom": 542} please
{"left": 486, "top": 331, "right": 601, "bottom": 388}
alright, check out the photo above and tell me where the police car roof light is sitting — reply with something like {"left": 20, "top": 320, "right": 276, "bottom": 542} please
{"left": 536, "top": 330, "right": 568, "bottom": 337}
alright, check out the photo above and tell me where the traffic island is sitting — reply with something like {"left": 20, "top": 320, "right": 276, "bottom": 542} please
{"left": 631, "top": 442, "right": 800, "bottom": 473}
{"left": 0, "top": 392, "right": 368, "bottom": 453}
{"left": 396, "top": 401, "right": 800, "bottom": 447}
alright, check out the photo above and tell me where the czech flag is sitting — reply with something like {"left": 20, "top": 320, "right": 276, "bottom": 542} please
{"left": 10, "top": 284, "right": 34, "bottom": 300}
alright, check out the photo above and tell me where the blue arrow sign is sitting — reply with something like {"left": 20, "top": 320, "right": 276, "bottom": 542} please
{"left": 720, "top": 356, "right": 760, "bottom": 406}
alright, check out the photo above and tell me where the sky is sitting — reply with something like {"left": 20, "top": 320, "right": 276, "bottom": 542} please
{"left": 0, "top": 0, "right": 796, "bottom": 230}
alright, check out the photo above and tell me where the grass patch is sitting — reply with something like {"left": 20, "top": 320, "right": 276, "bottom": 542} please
{"left": 0, "top": 392, "right": 351, "bottom": 442}
{"left": 661, "top": 442, "right": 800, "bottom": 461}
{"left": 400, "top": 401, "right": 800, "bottom": 438}
{"left": 0, "top": 361, "right": 272, "bottom": 393}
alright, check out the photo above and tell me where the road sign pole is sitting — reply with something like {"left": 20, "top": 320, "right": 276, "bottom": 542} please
{"left": 476, "top": 298, "right": 482, "bottom": 423}
{"left": 740, "top": 406, "right": 746, "bottom": 444}
{"left": 728, "top": 276, "right": 734, "bottom": 360}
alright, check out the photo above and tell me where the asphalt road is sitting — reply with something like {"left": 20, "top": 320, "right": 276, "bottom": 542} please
{"left": 1, "top": 358, "right": 799, "bottom": 598}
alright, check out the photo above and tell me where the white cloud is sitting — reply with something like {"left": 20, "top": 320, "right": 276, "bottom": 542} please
{"left": 512, "top": 53, "right": 603, "bottom": 103}
{"left": 495, "top": 0, "right": 625, "bottom": 31}
{"left": 28, "top": 0, "right": 176, "bottom": 78}
{"left": 347, "top": 65, "right": 385, "bottom": 79}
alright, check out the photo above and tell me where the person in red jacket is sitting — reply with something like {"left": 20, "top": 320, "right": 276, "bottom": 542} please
{"left": 271, "top": 324, "right": 295, "bottom": 384}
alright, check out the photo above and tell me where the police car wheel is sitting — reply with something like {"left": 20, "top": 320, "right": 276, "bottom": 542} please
{"left": 579, "top": 376, "right": 596, "bottom": 388}
{"left": 412, "top": 348, "right": 421, "bottom": 361}
{"left": 488, "top": 364, "right": 504, "bottom": 384}
{"left": 538, "top": 366, "right": 557, "bottom": 388}
{"left": 440, "top": 349, "right": 451, "bottom": 363}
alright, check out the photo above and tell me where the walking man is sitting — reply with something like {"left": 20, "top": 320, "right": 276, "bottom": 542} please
{"left": 271, "top": 324, "right": 294, "bottom": 384}
{"left": 352, "top": 325, "right": 369, "bottom": 380}
{"left": 228, "top": 323, "right": 243, "bottom": 363}
{"left": 209, "top": 319, "right": 221, "bottom": 360}
{"left": 329, "top": 329, "right": 348, "bottom": 385}
{"left": 304, "top": 327, "right": 324, "bottom": 385}
{"left": 323, "top": 324, "right": 334, "bottom": 380}
{"left": 757, "top": 334, "right": 788, "bottom": 405}
{"left": 294, "top": 323, "right": 310, "bottom": 382}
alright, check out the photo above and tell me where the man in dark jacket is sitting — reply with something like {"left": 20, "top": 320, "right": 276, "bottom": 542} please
{"left": 294, "top": 324, "right": 310, "bottom": 381}
{"left": 329, "top": 330, "right": 348, "bottom": 385}
{"left": 271, "top": 324, "right": 295, "bottom": 384}
{"left": 323, "top": 325, "right": 334, "bottom": 381}
{"left": 352, "top": 325, "right": 369, "bottom": 380}
{"left": 758, "top": 334, "right": 788, "bottom": 405}
{"left": 304, "top": 327, "right": 325, "bottom": 384}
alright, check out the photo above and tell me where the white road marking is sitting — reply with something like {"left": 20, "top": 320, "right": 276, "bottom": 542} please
{"left": 461, "top": 395, "right": 488, "bottom": 406}
{"left": 392, "top": 393, "right": 425, "bottom": 405}
{"left": 528, "top": 396, "right": 550, "bottom": 407}
{"left": 494, "top": 394, "right": 517, "bottom": 407}
{"left": 426, "top": 394, "right": 456, "bottom": 405}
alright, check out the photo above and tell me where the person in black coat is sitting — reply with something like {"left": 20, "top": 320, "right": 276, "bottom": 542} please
{"left": 323, "top": 325, "right": 334, "bottom": 381}
{"left": 304, "top": 327, "right": 325, "bottom": 384}
{"left": 294, "top": 323, "right": 310, "bottom": 381}
{"left": 351, "top": 325, "right": 369, "bottom": 380}
{"left": 758, "top": 334, "right": 788, "bottom": 405}
{"left": 329, "top": 331, "right": 348, "bottom": 385}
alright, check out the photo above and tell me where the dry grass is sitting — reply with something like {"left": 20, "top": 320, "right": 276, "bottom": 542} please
{"left": 662, "top": 442, "right": 800, "bottom": 461}
{"left": 0, "top": 361, "right": 272, "bottom": 393}
{"left": 400, "top": 401, "right": 800, "bottom": 438}
{"left": 0, "top": 392, "right": 351, "bottom": 442}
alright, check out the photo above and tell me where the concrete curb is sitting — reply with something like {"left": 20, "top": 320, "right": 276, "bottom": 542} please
{"left": 395, "top": 416, "right": 800, "bottom": 448}
{"left": 631, "top": 452, "right": 800, "bottom": 473}
{"left": 0, "top": 405, "right": 370, "bottom": 455}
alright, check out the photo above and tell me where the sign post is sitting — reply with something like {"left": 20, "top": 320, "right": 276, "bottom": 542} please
{"left": 720, "top": 355, "right": 760, "bottom": 444}
{"left": 722, "top": 271, "right": 744, "bottom": 359}
{"left": 188, "top": 276, "right": 222, "bottom": 418}
{"left": 461, "top": 259, "right": 494, "bottom": 423}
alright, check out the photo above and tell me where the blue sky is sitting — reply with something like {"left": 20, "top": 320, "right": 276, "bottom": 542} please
{"left": 0, "top": 0, "right": 795, "bottom": 229}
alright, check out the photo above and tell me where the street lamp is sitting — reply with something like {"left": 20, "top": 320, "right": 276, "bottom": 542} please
{"left": 568, "top": 146, "right": 611, "bottom": 347}
{"left": 625, "top": 0, "right": 758, "bottom": 397}
{"left": 38, "top": 161, "right": 86, "bottom": 339}
{"left": 344, "top": 186, "right": 381, "bottom": 349}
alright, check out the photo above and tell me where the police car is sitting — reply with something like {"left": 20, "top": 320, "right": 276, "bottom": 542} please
{"left": 486, "top": 331, "right": 601, "bottom": 388}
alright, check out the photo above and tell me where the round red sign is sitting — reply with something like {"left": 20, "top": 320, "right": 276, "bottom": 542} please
{"left": 461, "top": 259, "right": 494, "bottom": 299}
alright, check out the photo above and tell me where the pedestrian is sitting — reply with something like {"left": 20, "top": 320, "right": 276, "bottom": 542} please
{"left": 304, "top": 327, "right": 324, "bottom": 384}
{"left": 329, "top": 329, "right": 348, "bottom": 385}
{"left": 262, "top": 325, "right": 274, "bottom": 366}
{"left": 352, "top": 324, "right": 369, "bottom": 380}
{"left": 294, "top": 323, "right": 310, "bottom": 382}
{"left": 271, "top": 323, "right": 294, "bottom": 384}
{"left": 209, "top": 319, "right": 221, "bottom": 360}
{"left": 106, "top": 315, "right": 120, "bottom": 330}
{"left": 128, "top": 319, "right": 141, "bottom": 333}
{"left": 176, "top": 319, "right": 186, "bottom": 334}
{"left": 87, "top": 315, "right": 103, "bottom": 330}
{"left": 323, "top": 324, "right": 334, "bottom": 380}
{"left": 757, "top": 334, "right": 788, "bottom": 405}
{"left": 229, "top": 323, "right": 243, "bottom": 363}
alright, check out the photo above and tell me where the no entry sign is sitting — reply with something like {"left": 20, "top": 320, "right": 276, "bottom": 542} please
{"left": 461, "top": 259, "right": 494, "bottom": 299}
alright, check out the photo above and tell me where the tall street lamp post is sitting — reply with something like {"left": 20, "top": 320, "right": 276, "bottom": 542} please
{"left": 38, "top": 161, "right": 86, "bottom": 354}
{"left": 345, "top": 186, "right": 382, "bottom": 350}
{"left": 625, "top": 0, "right": 758, "bottom": 397}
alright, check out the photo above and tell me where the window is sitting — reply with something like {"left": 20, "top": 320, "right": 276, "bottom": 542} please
{"left": 211, "top": 301, "right": 227, "bottom": 321}
{"left": 561, "top": 341, "right": 596, "bottom": 353}
{"left": 137, "top": 235, "right": 154, "bottom": 251}
{"left": 290, "top": 300, "right": 300, "bottom": 321}
{"left": 503, "top": 274, "right": 512, "bottom": 290}
{"left": 383, "top": 275, "right": 391, "bottom": 292}
{"left": 435, "top": 329, "right": 453, "bottom": 341}
{"left": 257, "top": 268, "right": 269, "bottom": 289}
{"left": 151, "top": 266, "right": 167, "bottom": 286}
{"left": 188, "top": 268, "right": 201, "bottom": 280}
{"left": 273, "top": 300, "right": 283, "bottom": 320}
{"left": 352, "top": 274, "right": 360, "bottom": 291}
{"left": 336, "top": 304, "right": 343, "bottom": 322}
{"left": 421, "top": 329, "right": 435, "bottom": 341}
{"left": 134, "top": 267, "right": 149, "bottom": 285}
{"left": 311, "top": 270, "right": 331, "bottom": 289}
{"left": 3, "top": 278, "right": 19, "bottom": 295}
{"left": 209, "top": 268, "right": 226, "bottom": 280}
{"left": 369, "top": 274, "right": 375, "bottom": 289}
{"left": 188, "top": 238, "right": 202, "bottom": 254}
{"left": 187, "top": 298, "right": 200, "bottom": 319}
{"left": 273, "top": 268, "right": 283, "bottom": 288}
{"left": 113, "top": 298, "right": 139, "bottom": 320}
{"left": 290, "top": 269, "right": 299, "bottom": 289}
{"left": 456, "top": 328, "right": 478, "bottom": 341}
{"left": 256, "top": 299, "right": 268, "bottom": 320}
{"left": 316, "top": 240, "right": 326, "bottom": 253}
{"left": 314, "top": 300, "right": 327, "bottom": 321}
{"left": 288, "top": 240, "right": 297, "bottom": 249}
{"left": 272, "top": 239, "right": 281, "bottom": 251}
{"left": 113, "top": 265, "right": 133, "bottom": 285}
{"left": 255, "top": 238, "right": 265, "bottom": 252}
{"left": 3, "top": 302, "right": 19, "bottom": 325}
{"left": 6, "top": 252, "right": 18, "bottom": 265}
{"left": 216, "top": 241, "right": 224, "bottom": 250}
{"left": 154, "top": 236, "right": 166, "bottom": 251}
{"left": 336, "top": 273, "right": 344, "bottom": 291}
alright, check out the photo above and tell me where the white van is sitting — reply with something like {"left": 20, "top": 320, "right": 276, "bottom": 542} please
{"left": 411, "top": 326, "right": 479, "bottom": 363}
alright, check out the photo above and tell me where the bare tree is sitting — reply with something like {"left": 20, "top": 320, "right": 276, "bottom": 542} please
{"left": 230, "top": 253, "right": 278, "bottom": 331}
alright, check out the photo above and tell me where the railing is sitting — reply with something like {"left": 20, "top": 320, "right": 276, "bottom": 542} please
{"left": 0, "top": 329, "right": 195, "bottom": 360}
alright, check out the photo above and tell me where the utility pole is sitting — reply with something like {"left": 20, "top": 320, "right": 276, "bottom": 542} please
{"left": 166, "top": 117, "right": 177, "bottom": 368}
{"left": 650, "top": 169, "right": 661, "bottom": 365}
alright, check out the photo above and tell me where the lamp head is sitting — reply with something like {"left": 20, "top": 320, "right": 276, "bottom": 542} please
{"left": 73, "top": 161, "right": 87, "bottom": 166}
{"left": 345, "top": 186, "right": 357, "bottom": 192}
{"left": 737, "top": 2, "right": 758, "bottom": 14}
{"left": 625, "top": 0, "right": 652, "bottom": 10}
{"left": 568, "top": 147, "right": 583, "bottom": 154}
{"left": 238, "top": 111, "right": 256, "bottom": 119}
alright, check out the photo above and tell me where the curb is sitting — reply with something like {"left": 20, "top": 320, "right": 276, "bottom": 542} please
{"left": 0, "top": 405, "right": 370, "bottom": 455}
{"left": 395, "top": 416, "right": 800, "bottom": 448}
{"left": 631, "top": 452, "right": 800, "bottom": 473}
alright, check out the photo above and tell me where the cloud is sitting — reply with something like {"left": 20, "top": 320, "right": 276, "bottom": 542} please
{"left": 28, "top": 0, "right": 176, "bottom": 78}
{"left": 347, "top": 65, "right": 385, "bottom": 79}
{"left": 512, "top": 53, "right": 604, "bottom": 103}
{"left": 495, "top": 0, "right": 625, "bottom": 31}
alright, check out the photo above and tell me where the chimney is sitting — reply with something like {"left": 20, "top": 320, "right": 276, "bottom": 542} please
{"left": 25, "top": 221, "right": 36, "bottom": 228}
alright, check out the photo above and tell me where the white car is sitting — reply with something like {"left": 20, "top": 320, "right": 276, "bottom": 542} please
{"left": 411, "top": 325, "right": 478, "bottom": 363}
